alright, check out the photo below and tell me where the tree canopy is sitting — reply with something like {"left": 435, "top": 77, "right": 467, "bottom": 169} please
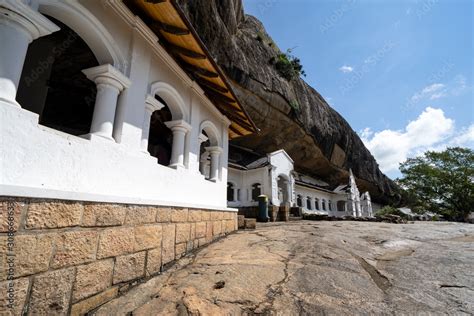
{"left": 397, "top": 147, "right": 474, "bottom": 221}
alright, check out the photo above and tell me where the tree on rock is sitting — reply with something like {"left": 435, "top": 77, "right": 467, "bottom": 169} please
{"left": 397, "top": 147, "right": 474, "bottom": 222}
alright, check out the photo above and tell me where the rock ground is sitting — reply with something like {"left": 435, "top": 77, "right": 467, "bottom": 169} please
{"left": 93, "top": 221, "right": 474, "bottom": 315}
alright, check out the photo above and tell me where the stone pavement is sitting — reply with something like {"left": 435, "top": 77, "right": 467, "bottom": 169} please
{"left": 93, "top": 221, "right": 474, "bottom": 315}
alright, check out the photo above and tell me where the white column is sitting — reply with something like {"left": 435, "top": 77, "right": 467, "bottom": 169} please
{"left": 165, "top": 120, "right": 191, "bottom": 169}
{"left": 199, "top": 151, "right": 209, "bottom": 175}
{"left": 206, "top": 146, "right": 223, "bottom": 182}
{"left": 0, "top": 2, "right": 59, "bottom": 107}
{"left": 82, "top": 64, "right": 131, "bottom": 141}
{"left": 140, "top": 94, "right": 164, "bottom": 153}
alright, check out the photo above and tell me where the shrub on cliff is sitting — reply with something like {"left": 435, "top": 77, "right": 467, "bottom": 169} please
{"left": 270, "top": 48, "right": 306, "bottom": 81}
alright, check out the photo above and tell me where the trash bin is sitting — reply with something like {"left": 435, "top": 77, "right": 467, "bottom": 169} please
{"left": 258, "top": 195, "right": 269, "bottom": 222}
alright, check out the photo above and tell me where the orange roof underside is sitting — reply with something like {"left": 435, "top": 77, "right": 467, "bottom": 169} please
{"left": 124, "top": 0, "right": 258, "bottom": 139}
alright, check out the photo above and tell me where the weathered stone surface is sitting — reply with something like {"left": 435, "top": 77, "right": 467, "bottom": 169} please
{"left": 177, "top": 0, "right": 399, "bottom": 204}
{"left": 155, "top": 208, "right": 171, "bottom": 223}
{"left": 134, "top": 225, "right": 162, "bottom": 251}
{"left": 205, "top": 222, "right": 213, "bottom": 242}
{"left": 0, "top": 198, "right": 25, "bottom": 233}
{"left": 161, "top": 224, "right": 176, "bottom": 265}
{"left": 195, "top": 222, "right": 206, "bottom": 239}
{"left": 29, "top": 268, "right": 75, "bottom": 315}
{"left": 176, "top": 223, "right": 191, "bottom": 244}
{"left": 188, "top": 210, "right": 202, "bottom": 222}
{"left": 97, "top": 228, "right": 134, "bottom": 259}
{"left": 125, "top": 206, "right": 156, "bottom": 225}
{"left": 225, "top": 219, "right": 235, "bottom": 233}
{"left": 71, "top": 287, "right": 118, "bottom": 316}
{"left": 0, "top": 234, "right": 54, "bottom": 280}
{"left": 212, "top": 211, "right": 223, "bottom": 221}
{"left": 73, "top": 259, "right": 114, "bottom": 302}
{"left": 26, "top": 200, "right": 83, "bottom": 229}
{"left": 83, "top": 203, "right": 126, "bottom": 227}
{"left": 190, "top": 223, "right": 196, "bottom": 241}
{"left": 238, "top": 215, "right": 245, "bottom": 229}
{"left": 212, "top": 221, "right": 222, "bottom": 237}
{"left": 175, "top": 243, "right": 187, "bottom": 258}
{"left": 146, "top": 248, "right": 162, "bottom": 275}
{"left": 171, "top": 208, "right": 188, "bottom": 222}
{"left": 94, "top": 222, "right": 474, "bottom": 315}
{"left": 0, "top": 277, "right": 29, "bottom": 315}
{"left": 113, "top": 252, "right": 146, "bottom": 284}
{"left": 201, "top": 211, "right": 211, "bottom": 221}
{"left": 52, "top": 231, "right": 98, "bottom": 268}
{"left": 244, "top": 219, "right": 257, "bottom": 229}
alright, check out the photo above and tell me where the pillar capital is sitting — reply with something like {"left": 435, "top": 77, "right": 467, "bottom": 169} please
{"left": 0, "top": 1, "right": 59, "bottom": 108}
{"left": 82, "top": 64, "right": 131, "bottom": 92}
{"left": 1, "top": 1, "right": 59, "bottom": 41}
{"left": 145, "top": 94, "right": 164, "bottom": 113}
{"left": 198, "top": 133, "right": 208, "bottom": 144}
{"left": 205, "top": 146, "right": 223, "bottom": 155}
{"left": 165, "top": 119, "right": 192, "bottom": 133}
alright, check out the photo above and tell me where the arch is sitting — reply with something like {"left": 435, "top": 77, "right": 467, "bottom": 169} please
{"left": 199, "top": 120, "right": 221, "bottom": 147}
{"left": 277, "top": 174, "right": 290, "bottom": 206}
{"left": 296, "top": 194, "right": 303, "bottom": 207}
{"left": 328, "top": 200, "right": 333, "bottom": 211}
{"left": 38, "top": 0, "right": 126, "bottom": 71}
{"left": 306, "top": 197, "right": 312, "bottom": 210}
{"left": 322, "top": 199, "right": 327, "bottom": 211}
{"left": 150, "top": 81, "right": 187, "bottom": 122}
{"left": 18, "top": 15, "right": 99, "bottom": 136}
{"left": 314, "top": 198, "right": 320, "bottom": 210}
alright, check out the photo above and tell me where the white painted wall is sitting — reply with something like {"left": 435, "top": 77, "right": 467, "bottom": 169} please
{"left": 268, "top": 150, "right": 294, "bottom": 206}
{"left": 0, "top": 0, "right": 233, "bottom": 210}
{"left": 295, "top": 185, "right": 347, "bottom": 217}
{"left": 227, "top": 167, "right": 269, "bottom": 208}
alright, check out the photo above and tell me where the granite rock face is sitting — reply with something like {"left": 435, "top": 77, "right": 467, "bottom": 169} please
{"left": 177, "top": 0, "right": 399, "bottom": 203}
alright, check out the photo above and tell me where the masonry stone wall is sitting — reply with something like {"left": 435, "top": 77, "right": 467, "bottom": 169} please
{"left": 0, "top": 197, "right": 237, "bottom": 315}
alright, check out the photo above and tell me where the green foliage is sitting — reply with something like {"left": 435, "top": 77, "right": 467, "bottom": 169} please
{"left": 270, "top": 48, "right": 306, "bottom": 81}
{"left": 376, "top": 206, "right": 409, "bottom": 219}
{"left": 397, "top": 147, "right": 474, "bottom": 222}
{"left": 289, "top": 100, "right": 300, "bottom": 111}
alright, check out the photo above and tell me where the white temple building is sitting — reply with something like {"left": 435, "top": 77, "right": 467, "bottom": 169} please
{"left": 0, "top": 0, "right": 258, "bottom": 210}
{"left": 227, "top": 146, "right": 376, "bottom": 218}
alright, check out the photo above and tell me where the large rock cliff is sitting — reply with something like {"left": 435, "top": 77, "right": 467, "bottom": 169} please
{"left": 177, "top": 0, "right": 399, "bottom": 203}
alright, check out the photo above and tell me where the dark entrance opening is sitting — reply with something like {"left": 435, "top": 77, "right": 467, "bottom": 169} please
{"left": 148, "top": 96, "right": 173, "bottom": 166}
{"left": 17, "top": 16, "right": 99, "bottom": 136}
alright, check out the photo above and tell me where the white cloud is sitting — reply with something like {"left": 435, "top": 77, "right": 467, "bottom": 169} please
{"left": 339, "top": 65, "right": 354, "bottom": 73}
{"left": 451, "top": 74, "right": 468, "bottom": 96}
{"left": 359, "top": 107, "right": 472, "bottom": 177}
{"left": 410, "top": 83, "right": 446, "bottom": 102}
{"left": 407, "top": 75, "right": 471, "bottom": 108}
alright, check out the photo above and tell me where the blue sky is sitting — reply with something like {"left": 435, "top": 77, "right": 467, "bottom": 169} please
{"left": 243, "top": 0, "right": 473, "bottom": 179}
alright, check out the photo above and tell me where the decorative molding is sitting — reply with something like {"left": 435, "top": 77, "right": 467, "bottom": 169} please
{"left": 82, "top": 64, "right": 131, "bottom": 91}
{"left": 145, "top": 94, "right": 164, "bottom": 112}
{"left": 38, "top": 0, "right": 127, "bottom": 71}
{"left": 1, "top": 0, "right": 59, "bottom": 40}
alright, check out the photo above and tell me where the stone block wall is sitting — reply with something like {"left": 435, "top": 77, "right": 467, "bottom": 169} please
{"left": 0, "top": 197, "right": 237, "bottom": 315}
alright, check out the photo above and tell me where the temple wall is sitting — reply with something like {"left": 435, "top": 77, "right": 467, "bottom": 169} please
{"left": 0, "top": 197, "right": 237, "bottom": 315}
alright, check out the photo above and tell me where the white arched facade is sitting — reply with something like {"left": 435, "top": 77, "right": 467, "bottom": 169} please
{"left": 0, "top": 0, "right": 232, "bottom": 210}
{"left": 38, "top": 0, "right": 126, "bottom": 71}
